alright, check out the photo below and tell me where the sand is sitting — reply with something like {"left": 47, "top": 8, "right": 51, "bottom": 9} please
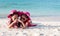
{"left": 0, "top": 17, "right": 60, "bottom": 36}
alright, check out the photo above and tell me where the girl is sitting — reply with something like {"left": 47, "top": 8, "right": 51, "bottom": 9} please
{"left": 20, "top": 12, "right": 37, "bottom": 27}
{"left": 7, "top": 10, "right": 25, "bottom": 28}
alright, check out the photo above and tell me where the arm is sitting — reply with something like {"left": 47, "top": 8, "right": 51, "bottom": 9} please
{"left": 8, "top": 21, "right": 15, "bottom": 28}
{"left": 8, "top": 19, "right": 18, "bottom": 28}
{"left": 18, "top": 19, "right": 25, "bottom": 28}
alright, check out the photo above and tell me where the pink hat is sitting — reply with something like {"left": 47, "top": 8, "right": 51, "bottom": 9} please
{"left": 21, "top": 12, "right": 30, "bottom": 19}
{"left": 24, "top": 12, "right": 30, "bottom": 17}
{"left": 17, "top": 11, "right": 24, "bottom": 16}
{"left": 26, "top": 12, "right": 30, "bottom": 16}
{"left": 24, "top": 12, "right": 31, "bottom": 20}
{"left": 7, "top": 10, "right": 20, "bottom": 18}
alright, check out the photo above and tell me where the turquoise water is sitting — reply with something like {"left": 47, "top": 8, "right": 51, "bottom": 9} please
{"left": 0, "top": 0, "right": 60, "bottom": 16}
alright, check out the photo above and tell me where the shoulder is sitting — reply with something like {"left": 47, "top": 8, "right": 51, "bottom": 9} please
{"left": 7, "top": 18, "right": 12, "bottom": 23}
{"left": 8, "top": 18, "right": 12, "bottom": 21}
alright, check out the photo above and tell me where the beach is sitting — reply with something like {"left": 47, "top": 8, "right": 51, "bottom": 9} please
{"left": 0, "top": 0, "right": 60, "bottom": 36}
{"left": 0, "top": 16, "right": 60, "bottom": 36}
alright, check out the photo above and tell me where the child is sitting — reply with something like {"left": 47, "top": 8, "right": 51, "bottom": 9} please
{"left": 7, "top": 10, "right": 25, "bottom": 28}
{"left": 20, "top": 12, "right": 37, "bottom": 27}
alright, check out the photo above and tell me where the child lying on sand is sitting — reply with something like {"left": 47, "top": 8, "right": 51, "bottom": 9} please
{"left": 20, "top": 12, "right": 37, "bottom": 28}
{"left": 7, "top": 10, "right": 25, "bottom": 28}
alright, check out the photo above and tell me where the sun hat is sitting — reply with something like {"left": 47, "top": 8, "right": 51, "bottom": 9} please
{"left": 21, "top": 12, "right": 31, "bottom": 19}
{"left": 7, "top": 10, "right": 20, "bottom": 18}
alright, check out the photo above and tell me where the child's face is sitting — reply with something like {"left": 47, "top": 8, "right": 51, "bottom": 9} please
{"left": 12, "top": 14, "right": 18, "bottom": 21}
{"left": 21, "top": 15, "right": 28, "bottom": 22}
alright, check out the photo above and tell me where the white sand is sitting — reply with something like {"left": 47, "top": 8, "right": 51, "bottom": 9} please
{"left": 0, "top": 17, "right": 60, "bottom": 36}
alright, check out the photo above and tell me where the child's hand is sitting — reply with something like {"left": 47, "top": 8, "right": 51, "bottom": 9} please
{"left": 18, "top": 19, "right": 22, "bottom": 22}
{"left": 18, "top": 19, "right": 26, "bottom": 29}
{"left": 13, "top": 19, "right": 18, "bottom": 23}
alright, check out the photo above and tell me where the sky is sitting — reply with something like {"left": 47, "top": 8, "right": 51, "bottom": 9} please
{"left": 0, "top": 0, "right": 60, "bottom": 16}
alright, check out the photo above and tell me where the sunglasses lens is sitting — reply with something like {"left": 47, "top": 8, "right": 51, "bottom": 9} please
{"left": 23, "top": 18, "right": 25, "bottom": 20}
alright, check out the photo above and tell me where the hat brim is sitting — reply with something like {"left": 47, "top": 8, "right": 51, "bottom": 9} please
{"left": 8, "top": 12, "right": 20, "bottom": 18}
{"left": 21, "top": 13, "right": 30, "bottom": 19}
